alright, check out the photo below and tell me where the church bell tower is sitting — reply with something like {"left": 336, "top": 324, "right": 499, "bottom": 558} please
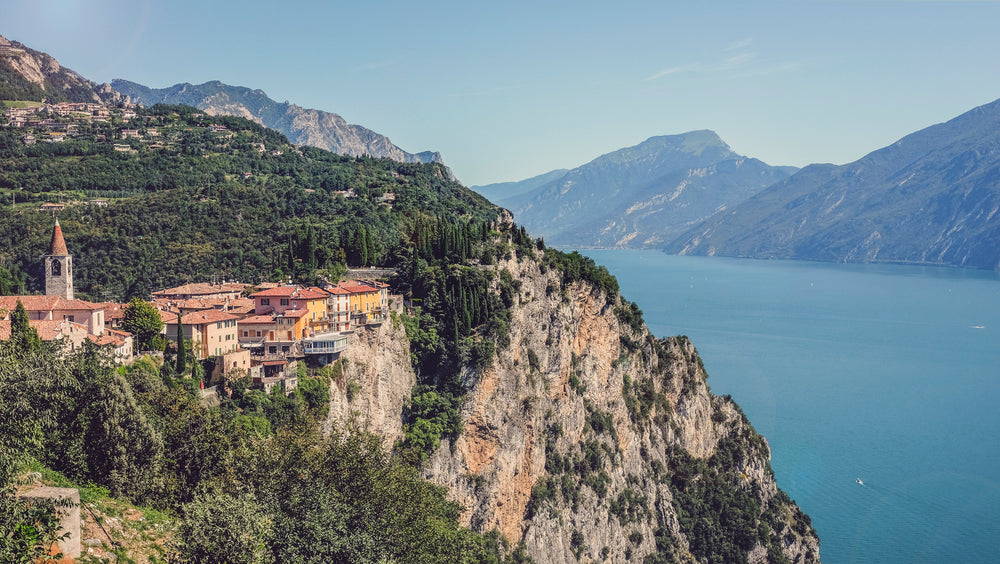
{"left": 44, "top": 219, "right": 74, "bottom": 300}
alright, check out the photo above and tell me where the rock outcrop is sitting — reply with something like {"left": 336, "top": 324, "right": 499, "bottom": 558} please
{"left": 327, "top": 248, "right": 820, "bottom": 563}
{"left": 0, "top": 34, "right": 127, "bottom": 105}
{"left": 110, "top": 79, "right": 449, "bottom": 172}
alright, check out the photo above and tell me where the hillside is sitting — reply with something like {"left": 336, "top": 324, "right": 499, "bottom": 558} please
{"left": 112, "top": 79, "right": 447, "bottom": 168}
{"left": 666, "top": 98, "right": 1000, "bottom": 269}
{"left": 0, "top": 34, "right": 125, "bottom": 105}
{"left": 501, "top": 131, "right": 797, "bottom": 248}
{"left": 1, "top": 104, "right": 819, "bottom": 561}
{"left": 0, "top": 103, "right": 484, "bottom": 300}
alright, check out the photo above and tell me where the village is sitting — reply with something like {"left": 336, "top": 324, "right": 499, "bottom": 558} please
{"left": 0, "top": 219, "right": 401, "bottom": 396}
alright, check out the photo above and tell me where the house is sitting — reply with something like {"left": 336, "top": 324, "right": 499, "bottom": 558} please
{"left": 89, "top": 329, "right": 134, "bottom": 363}
{"left": 249, "top": 286, "right": 330, "bottom": 335}
{"left": 0, "top": 296, "right": 105, "bottom": 337}
{"left": 337, "top": 280, "right": 383, "bottom": 323}
{"left": 0, "top": 318, "right": 90, "bottom": 353}
{"left": 152, "top": 282, "right": 250, "bottom": 301}
{"left": 325, "top": 286, "right": 352, "bottom": 332}
{"left": 163, "top": 309, "right": 240, "bottom": 360}
{"left": 38, "top": 202, "right": 65, "bottom": 212}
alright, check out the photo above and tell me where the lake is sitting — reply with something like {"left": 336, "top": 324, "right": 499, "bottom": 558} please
{"left": 583, "top": 250, "right": 1000, "bottom": 564}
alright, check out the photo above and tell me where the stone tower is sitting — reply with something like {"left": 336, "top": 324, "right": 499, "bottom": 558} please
{"left": 44, "top": 219, "right": 74, "bottom": 300}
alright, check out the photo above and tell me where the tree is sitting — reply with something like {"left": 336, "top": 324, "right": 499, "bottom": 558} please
{"left": 8, "top": 300, "right": 41, "bottom": 356}
{"left": 176, "top": 314, "right": 187, "bottom": 375}
{"left": 121, "top": 298, "right": 164, "bottom": 352}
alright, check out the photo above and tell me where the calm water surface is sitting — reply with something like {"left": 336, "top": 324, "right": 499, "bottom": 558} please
{"left": 583, "top": 250, "right": 1000, "bottom": 564}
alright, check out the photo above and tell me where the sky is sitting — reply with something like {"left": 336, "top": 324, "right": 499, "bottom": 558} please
{"left": 5, "top": 1, "right": 1000, "bottom": 186}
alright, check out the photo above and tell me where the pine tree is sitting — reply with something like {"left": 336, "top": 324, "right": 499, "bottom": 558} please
{"left": 175, "top": 314, "right": 187, "bottom": 375}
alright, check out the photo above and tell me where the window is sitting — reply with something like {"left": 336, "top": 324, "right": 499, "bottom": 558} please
{"left": 50, "top": 259, "right": 61, "bottom": 276}
{"left": 256, "top": 330, "right": 261, "bottom": 337}
{"left": 217, "top": 322, "right": 222, "bottom": 329}
{"left": 287, "top": 331, "right": 293, "bottom": 340}
{"left": 243, "top": 331, "right": 248, "bottom": 337}
{"left": 261, "top": 298, "right": 270, "bottom": 306}
{"left": 280, "top": 299, "right": 289, "bottom": 306}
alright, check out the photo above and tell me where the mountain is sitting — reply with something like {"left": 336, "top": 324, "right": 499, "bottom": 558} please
{"left": 667, "top": 98, "right": 1000, "bottom": 269}
{"left": 111, "top": 79, "right": 447, "bottom": 167}
{"left": 470, "top": 168, "right": 570, "bottom": 204}
{"left": 502, "top": 131, "right": 797, "bottom": 248}
{"left": 0, "top": 34, "right": 126, "bottom": 105}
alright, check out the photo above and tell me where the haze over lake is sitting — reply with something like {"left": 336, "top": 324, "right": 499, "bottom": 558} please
{"left": 584, "top": 250, "right": 1000, "bottom": 564}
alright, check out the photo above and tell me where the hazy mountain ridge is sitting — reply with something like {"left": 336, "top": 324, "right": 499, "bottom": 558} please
{"left": 111, "top": 78, "right": 447, "bottom": 168}
{"left": 495, "top": 131, "right": 797, "bottom": 248}
{"left": 471, "top": 168, "right": 570, "bottom": 203}
{"left": 666, "top": 98, "right": 1000, "bottom": 269}
{"left": 0, "top": 34, "right": 126, "bottom": 105}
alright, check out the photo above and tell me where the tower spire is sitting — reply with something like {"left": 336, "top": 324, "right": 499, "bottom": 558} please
{"left": 49, "top": 219, "right": 68, "bottom": 256}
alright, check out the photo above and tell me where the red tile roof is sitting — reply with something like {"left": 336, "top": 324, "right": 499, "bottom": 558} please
{"left": 49, "top": 220, "right": 68, "bottom": 255}
{"left": 0, "top": 295, "right": 100, "bottom": 313}
{"left": 239, "top": 315, "right": 277, "bottom": 325}
{"left": 163, "top": 309, "right": 239, "bottom": 325}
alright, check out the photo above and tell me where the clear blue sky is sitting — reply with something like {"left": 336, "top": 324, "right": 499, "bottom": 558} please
{"left": 6, "top": 1, "right": 1000, "bottom": 186}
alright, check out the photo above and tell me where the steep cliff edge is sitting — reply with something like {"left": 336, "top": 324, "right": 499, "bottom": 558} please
{"left": 327, "top": 247, "right": 819, "bottom": 563}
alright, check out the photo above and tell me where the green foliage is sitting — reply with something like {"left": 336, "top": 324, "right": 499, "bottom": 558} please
{"left": 0, "top": 485, "right": 69, "bottom": 563}
{"left": 542, "top": 249, "right": 619, "bottom": 299}
{"left": 121, "top": 297, "right": 165, "bottom": 352}
{"left": 400, "top": 386, "right": 462, "bottom": 463}
{"left": 178, "top": 491, "right": 272, "bottom": 564}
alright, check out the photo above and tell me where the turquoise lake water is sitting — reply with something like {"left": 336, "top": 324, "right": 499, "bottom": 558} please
{"left": 583, "top": 250, "right": 1000, "bottom": 564}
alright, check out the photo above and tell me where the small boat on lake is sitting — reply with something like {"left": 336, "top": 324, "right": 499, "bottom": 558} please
{"left": 856, "top": 477, "right": 864, "bottom": 486}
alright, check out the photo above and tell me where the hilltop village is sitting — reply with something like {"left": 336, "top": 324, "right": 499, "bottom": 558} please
{"left": 0, "top": 219, "right": 397, "bottom": 395}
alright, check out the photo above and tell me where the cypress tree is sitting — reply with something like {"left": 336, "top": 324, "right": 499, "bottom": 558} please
{"left": 175, "top": 314, "right": 187, "bottom": 375}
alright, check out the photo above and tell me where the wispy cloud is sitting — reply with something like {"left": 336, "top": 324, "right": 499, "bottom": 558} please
{"left": 643, "top": 63, "right": 701, "bottom": 82}
{"left": 726, "top": 37, "right": 754, "bottom": 51}
{"left": 718, "top": 52, "right": 756, "bottom": 71}
{"left": 644, "top": 38, "right": 803, "bottom": 82}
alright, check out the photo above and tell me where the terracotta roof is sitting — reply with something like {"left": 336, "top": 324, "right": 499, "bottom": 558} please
{"left": 324, "top": 286, "right": 350, "bottom": 295}
{"left": 49, "top": 220, "right": 69, "bottom": 255}
{"left": 250, "top": 286, "right": 298, "bottom": 298}
{"left": 151, "top": 282, "right": 249, "bottom": 298}
{"left": 2, "top": 319, "right": 89, "bottom": 341}
{"left": 251, "top": 286, "right": 328, "bottom": 300}
{"left": 0, "top": 295, "right": 100, "bottom": 314}
{"left": 280, "top": 308, "right": 308, "bottom": 318}
{"left": 184, "top": 309, "right": 238, "bottom": 325}
{"left": 239, "top": 315, "right": 277, "bottom": 325}
{"left": 338, "top": 282, "right": 379, "bottom": 294}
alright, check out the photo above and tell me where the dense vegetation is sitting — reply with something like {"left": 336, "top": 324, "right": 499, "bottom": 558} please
{"left": 0, "top": 319, "right": 520, "bottom": 562}
{"left": 0, "top": 104, "right": 497, "bottom": 299}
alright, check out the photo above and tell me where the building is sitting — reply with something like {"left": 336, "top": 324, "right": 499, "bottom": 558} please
{"left": 164, "top": 309, "right": 240, "bottom": 360}
{"left": 151, "top": 282, "right": 250, "bottom": 301}
{"left": 44, "top": 219, "right": 74, "bottom": 300}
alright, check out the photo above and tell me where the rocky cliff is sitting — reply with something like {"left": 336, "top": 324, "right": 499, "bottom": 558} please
{"left": 327, "top": 248, "right": 820, "bottom": 563}
{"left": 0, "top": 34, "right": 127, "bottom": 105}
{"left": 110, "top": 79, "right": 448, "bottom": 170}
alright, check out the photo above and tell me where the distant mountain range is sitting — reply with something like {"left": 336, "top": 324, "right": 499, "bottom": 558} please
{"left": 0, "top": 34, "right": 125, "bottom": 105}
{"left": 475, "top": 131, "right": 797, "bottom": 248}
{"left": 666, "top": 98, "right": 1000, "bottom": 270}
{"left": 111, "top": 79, "right": 446, "bottom": 167}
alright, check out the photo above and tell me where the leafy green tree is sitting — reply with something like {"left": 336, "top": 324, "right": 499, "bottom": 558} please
{"left": 178, "top": 491, "right": 272, "bottom": 564}
{"left": 121, "top": 298, "right": 165, "bottom": 352}
{"left": 8, "top": 300, "right": 41, "bottom": 356}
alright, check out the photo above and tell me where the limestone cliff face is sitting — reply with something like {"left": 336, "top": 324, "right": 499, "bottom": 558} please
{"left": 0, "top": 34, "right": 127, "bottom": 105}
{"left": 327, "top": 251, "right": 820, "bottom": 563}
{"left": 327, "top": 318, "right": 415, "bottom": 444}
